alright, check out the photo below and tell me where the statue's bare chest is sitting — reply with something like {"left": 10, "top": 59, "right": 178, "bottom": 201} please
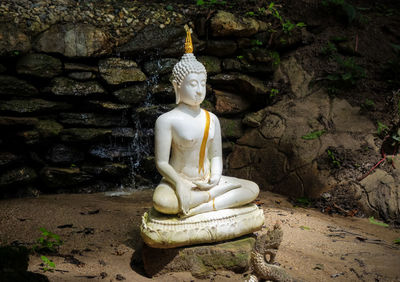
{"left": 171, "top": 117, "right": 214, "bottom": 149}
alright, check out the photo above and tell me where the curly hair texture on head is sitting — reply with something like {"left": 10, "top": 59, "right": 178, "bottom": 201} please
{"left": 172, "top": 53, "right": 207, "bottom": 88}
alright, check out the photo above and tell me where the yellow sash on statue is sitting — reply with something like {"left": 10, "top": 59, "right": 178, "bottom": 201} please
{"left": 198, "top": 110, "right": 210, "bottom": 174}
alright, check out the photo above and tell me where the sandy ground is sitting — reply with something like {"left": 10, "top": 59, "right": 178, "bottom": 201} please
{"left": 0, "top": 190, "right": 399, "bottom": 282}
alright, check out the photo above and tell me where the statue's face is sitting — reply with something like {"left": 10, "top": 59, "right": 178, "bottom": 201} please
{"left": 178, "top": 73, "right": 206, "bottom": 106}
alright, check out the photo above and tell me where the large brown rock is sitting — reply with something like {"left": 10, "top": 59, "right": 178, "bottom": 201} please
{"left": 215, "top": 90, "right": 250, "bottom": 115}
{"left": 227, "top": 57, "right": 377, "bottom": 199}
{"left": 117, "top": 25, "right": 185, "bottom": 55}
{"left": 34, "top": 23, "right": 111, "bottom": 57}
{"left": 0, "top": 116, "right": 39, "bottom": 127}
{"left": 99, "top": 58, "right": 146, "bottom": 85}
{"left": 40, "top": 167, "right": 93, "bottom": 188}
{"left": 211, "top": 11, "right": 259, "bottom": 37}
{"left": 210, "top": 73, "right": 269, "bottom": 98}
{"left": 142, "top": 236, "right": 255, "bottom": 278}
{"left": 112, "top": 83, "right": 148, "bottom": 104}
{"left": 197, "top": 56, "right": 221, "bottom": 75}
{"left": 46, "top": 144, "right": 84, "bottom": 165}
{"left": 60, "top": 128, "right": 111, "bottom": 142}
{"left": 203, "top": 40, "right": 237, "bottom": 57}
{"left": 0, "top": 99, "right": 71, "bottom": 114}
{"left": 48, "top": 77, "right": 105, "bottom": 97}
{"left": 0, "top": 24, "right": 31, "bottom": 56}
{"left": 59, "top": 112, "right": 128, "bottom": 127}
{"left": 16, "top": 54, "right": 62, "bottom": 78}
{"left": 35, "top": 120, "right": 63, "bottom": 138}
{"left": 0, "top": 76, "right": 38, "bottom": 97}
{"left": 359, "top": 169, "right": 400, "bottom": 224}
{"left": 220, "top": 118, "right": 243, "bottom": 139}
{"left": 0, "top": 167, "right": 37, "bottom": 188}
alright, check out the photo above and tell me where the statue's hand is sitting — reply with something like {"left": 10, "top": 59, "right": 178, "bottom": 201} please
{"left": 176, "top": 180, "right": 192, "bottom": 215}
{"left": 193, "top": 175, "right": 220, "bottom": 190}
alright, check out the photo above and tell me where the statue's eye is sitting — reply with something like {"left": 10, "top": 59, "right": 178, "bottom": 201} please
{"left": 190, "top": 80, "right": 198, "bottom": 87}
{"left": 201, "top": 80, "right": 206, "bottom": 87}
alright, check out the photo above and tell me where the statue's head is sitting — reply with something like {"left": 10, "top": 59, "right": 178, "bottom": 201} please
{"left": 171, "top": 27, "right": 207, "bottom": 105}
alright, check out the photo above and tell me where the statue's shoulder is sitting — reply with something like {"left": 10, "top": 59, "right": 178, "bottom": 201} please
{"left": 155, "top": 108, "right": 179, "bottom": 126}
{"left": 206, "top": 110, "right": 220, "bottom": 125}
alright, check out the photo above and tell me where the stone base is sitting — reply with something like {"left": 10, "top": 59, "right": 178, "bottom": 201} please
{"left": 142, "top": 235, "right": 256, "bottom": 278}
{"left": 140, "top": 204, "right": 264, "bottom": 248}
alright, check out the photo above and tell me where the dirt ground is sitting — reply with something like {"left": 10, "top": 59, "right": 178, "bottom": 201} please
{"left": 0, "top": 190, "right": 399, "bottom": 281}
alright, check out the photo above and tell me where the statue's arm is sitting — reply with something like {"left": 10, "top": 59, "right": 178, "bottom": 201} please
{"left": 208, "top": 114, "right": 223, "bottom": 185}
{"left": 154, "top": 115, "right": 191, "bottom": 214}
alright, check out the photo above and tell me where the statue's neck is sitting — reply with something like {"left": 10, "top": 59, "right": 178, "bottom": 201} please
{"left": 177, "top": 103, "right": 201, "bottom": 116}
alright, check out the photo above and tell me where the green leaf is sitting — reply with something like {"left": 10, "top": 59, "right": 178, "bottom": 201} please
{"left": 196, "top": 0, "right": 205, "bottom": 5}
{"left": 341, "top": 72, "right": 352, "bottom": 80}
{"left": 377, "top": 122, "right": 389, "bottom": 135}
{"left": 41, "top": 256, "right": 55, "bottom": 267}
{"left": 392, "top": 134, "right": 400, "bottom": 142}
{"left": 368, "top": 216, "right": 389, "bottom": 227}
{"left": 394, "top": 238, "right": 400, "bottom": 245}
{"left": 300, "top": 225, "right": 310, "bottom": 230}
{"left": 301, "top": 130, "right": 325, "bottom": 140}
{"left": 296, "top": 22, "right": 306, "bottom": 27}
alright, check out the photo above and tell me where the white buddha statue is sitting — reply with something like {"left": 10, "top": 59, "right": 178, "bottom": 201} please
{"left": 152, "top": 27, "right": 259, "bottom": 217}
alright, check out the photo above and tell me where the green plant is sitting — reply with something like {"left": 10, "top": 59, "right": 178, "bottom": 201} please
{"left": 300, "top": 225, "right": 310, "bottom": 230}
{"left": 40, "top": 256, "right": 56, "bottom": 272}
{"left": 302, "top": 130, "right": 325, "bottom": 140}
{"left": 33, "top": 227, "right": 63, "bottom": 253}
{"left": 237, "top": 55, "right": 244, "bottom": 59}
{"left": 394, "top": 238, "right": 400, "bottom": 245}
{"left": 325, "top": 56, "right": 366, "bottom": 90}
{"left": 267, "top": 2, "right": 306, "bottom": 34}
{"left": 368, "top": 216, "right": 389, "bottom": 227}
{"left": 296, "top": 197, "right": 312, "bottom": 206}
{"left": 320, "top": 42, "right": 338, "bottom": 56}
{"left": 165, "top": 4, "right": 173, "bottom": 11}
{"left": 251, "top": 39, "right": 263, "bottom": 46}
{"left": 361, "top": 99, "right": 375, "bottom": 110}
{"left": 364, "top": 99, "right": 375, "bottom": 107}
{"left": 269, "top": 88, "right": 279, "bottom": 97}
{"left": 269, "top": 50, "right": 280, "bottom": 65}
{"left": 377, "top": 122, "right": 389, "bottom": 136}
{"left": 196, "top": 0, "right": 227, "bottom": 6}
{"left": 327, "top": 149, "right": 341, "bottom": 168}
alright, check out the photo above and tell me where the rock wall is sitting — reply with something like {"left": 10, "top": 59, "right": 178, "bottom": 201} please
{"left": 0, "top": 0, "right": 399, "bottom": 223}
{"left": 0, "top": 1, "right": 288, "bottom": 196}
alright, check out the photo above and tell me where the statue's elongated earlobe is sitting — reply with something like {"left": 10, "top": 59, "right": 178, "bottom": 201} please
{"left": 172, "top": 80, "right": 180, "bottom": 104}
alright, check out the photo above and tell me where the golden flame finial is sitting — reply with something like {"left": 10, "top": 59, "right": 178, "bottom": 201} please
{"left": 184, "top": 25, "right": 193, "bottom": 54}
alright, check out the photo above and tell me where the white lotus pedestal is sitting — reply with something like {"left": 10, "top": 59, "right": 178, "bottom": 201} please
{"left": 141, "top": 204, "right": 264, "bottom": 248}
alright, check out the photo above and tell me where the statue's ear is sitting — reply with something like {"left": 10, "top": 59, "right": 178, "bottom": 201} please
{"left": 172, "top": 80, "right": 180, "bottom": 104}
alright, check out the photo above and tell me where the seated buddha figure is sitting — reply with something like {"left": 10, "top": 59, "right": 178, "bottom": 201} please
{"left": 152, "top": 28, "right": 259, "bottom": 217}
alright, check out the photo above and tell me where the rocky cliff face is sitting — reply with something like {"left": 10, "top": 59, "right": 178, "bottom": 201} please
{"left": 0, "top": 0, "right": 399, "bottom": 223}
